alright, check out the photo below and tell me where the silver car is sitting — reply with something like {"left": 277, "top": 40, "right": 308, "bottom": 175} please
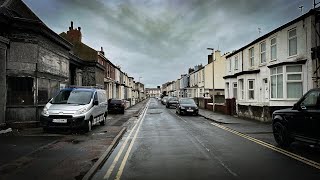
{"left": 40, "top": 87, "right": 108, "bottom": 132}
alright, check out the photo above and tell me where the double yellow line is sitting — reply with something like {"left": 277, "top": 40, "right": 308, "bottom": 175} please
{"left": 104, "top": 101, "right": 149, "bottom": 180}
{"left": 211, "top": 122, "right": 320, "bottom": 170}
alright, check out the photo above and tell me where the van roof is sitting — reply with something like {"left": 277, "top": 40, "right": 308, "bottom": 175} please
{"left": 61, "top": 87, "right": 97, "bottom": 92}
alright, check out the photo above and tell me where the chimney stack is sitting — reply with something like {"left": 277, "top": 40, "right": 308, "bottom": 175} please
{"left": 100, "top": 47, "right": 104, "bottom": 55}
{"left": 66, "top": 21, "right": 82, "bottom": 43}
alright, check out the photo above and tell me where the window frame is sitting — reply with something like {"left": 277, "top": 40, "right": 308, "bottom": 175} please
{"left": 234, "top": 55, "right": 238, "bottom": 70}
{"left": 286, "top": 65, "right": 303, "bottom": 99}
{"left": 260, "top": 41, "right": 266, "bottom": 64}
{"left": 248, "top": 79, "right": 255, "bottom": 100}
{"left": 270, "top": 66, "right": 284, "bottom": 100}
{"left": 270, "top": 36, "right": 277, "bottom": 61}
{"left": 249, "top": 47, "right": 254, "bottom": 67}
{"left": 233, "top": 82, "right": 238, "bottom": 99}
{"left": 288, "top": 28, "right": 297, "bottom": 57}
{"left": 239, "top": 79, "right": 244, "bottom": 100}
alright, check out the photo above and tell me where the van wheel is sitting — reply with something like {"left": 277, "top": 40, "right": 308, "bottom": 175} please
{"left": 84, "top": 119, "right": 92, "bottom": 133}
{"left": 100, "top": 114, "right": 107, "bottom": 126}
{"left": 273, "top": 122, "right": 292, "bottom": 148}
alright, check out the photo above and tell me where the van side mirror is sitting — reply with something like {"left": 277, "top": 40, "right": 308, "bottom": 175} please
{"left": 93, "top": 100, "right": 99, "bottom": 106}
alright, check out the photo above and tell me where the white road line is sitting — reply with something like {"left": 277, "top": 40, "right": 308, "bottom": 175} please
{"left": 103, "top": 101, "right": 149, "bottom": 180}
{"left": 114, "top": 102, "right": 149, "bottom": 180}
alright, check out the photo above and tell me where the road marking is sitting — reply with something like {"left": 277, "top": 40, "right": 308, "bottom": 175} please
{"left": 169, "top": 109, "right": 238, "bottom": 177}
{"left": 103, "top": 101, "right": 150, "bottom": 180}
{"left": 114, "top": 102, "right": 149, "bottom": 180}
{"left": 211, "top": 122, "right": 320, "bottom": 170}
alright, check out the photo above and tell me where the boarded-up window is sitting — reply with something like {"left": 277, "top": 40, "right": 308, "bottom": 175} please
{"left": 7, "top": 77, "right": 34, "bottom": 105}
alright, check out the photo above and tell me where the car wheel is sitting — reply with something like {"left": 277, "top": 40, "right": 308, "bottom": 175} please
{"left": 273, "top": 121, "right": 292, "bottom": 148}
{"left": 121, "top": 109, "right": 125, "bottom": 114}
{"left": 84, "top": 119, "right": 92, "bottom": 133}
{"left": 100, "top": 113, "right": 107, "bottom": 126}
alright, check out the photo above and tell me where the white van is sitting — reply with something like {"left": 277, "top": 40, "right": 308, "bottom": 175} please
{"left": 40, "top": 87, "right": 108, "bottom": 132}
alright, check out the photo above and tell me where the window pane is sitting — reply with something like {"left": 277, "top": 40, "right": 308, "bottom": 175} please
{"left": 287, "top": 74, "right": 302, "bottom": 80}
{"left": 289, "top": 29, "right": 296, "bottom": 38}
{"left": 277, "top": 67, "right": 283, "bottom": 73}
{"left": 7, "top": 77, "right": 34, "bottom": 105}
{"left": 271, "top": 45, "right": 277, "bottom": 60}
{"left": 271, "top": 38, "right": 276, "bottom": 45}
{"left": 271, "top": 68, "right": 276, "bottom": 75}
{"left": 261, "top": 52, "right": 266, "bottom": 63}
{"left": 249, "top": 81, "right": 254, "bottom": 89}
{"left": 289, "top": 38, "right": 297, "bottom": 56}
{"left": 287, "top": 82, "right": 302, "bottom": 98}
{"left": 50, "top": 80, "right": 59, "bottom": 99}
{"left": 277, "top": 74, "right": 283, "bottom": 98}
{"left": 38, "top": 78, "right": 49, "bottom": 104}
{"left": 271, "top": 76, "right": 276, "bottom": 98}
{"left": 260, "top": 42, "right": 266, "bottom": 52}
{"left": 286, "top": 65, "right": 302, "bottom": 72}
{"left": 249, "top": 90, "right": 254, "bottom": 99}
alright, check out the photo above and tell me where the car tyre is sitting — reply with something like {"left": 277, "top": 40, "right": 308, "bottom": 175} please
{"left": 273, "top": 121, "right": 292, "bottom": 148}
{"left": 121, "top": 109, "right": 125, "bottom": 114}
{"left": 84, "top": 119, "right": 92, "bottom": 133}
{"left": 100, "top": 113, "right": 107, "bottom": 126}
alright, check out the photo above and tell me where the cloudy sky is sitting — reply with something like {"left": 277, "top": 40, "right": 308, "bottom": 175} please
{"left": 24, "top": 0, "right": 311, "bottom": 87}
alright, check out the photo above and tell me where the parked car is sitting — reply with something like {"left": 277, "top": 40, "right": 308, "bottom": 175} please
{"left": 40, "top": 87, "right": 108, "bottom": 133}
{"left": 176, "top": 98, "right": 199, "bottom": 116}
{"left": 166, "top": 97, "right": 179, "bottom": 108}
{"left": 161, "top": 96, "right": 169, "bottom": 105}
{"left": 108, "top": 99, "right": 125, "bottom": 114}
{"left": 272, "top": 88, "right": 320, "bottom": 148}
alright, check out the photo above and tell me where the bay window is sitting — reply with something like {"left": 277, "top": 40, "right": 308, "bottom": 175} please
{"left": 248, "top": 80, "right": 255, "bottom": 100}
{"left": 270, "top": 67, "right": 283, "bottom": 99}
{"left": 286, "top": 65, "right": 302, "bottom": 98}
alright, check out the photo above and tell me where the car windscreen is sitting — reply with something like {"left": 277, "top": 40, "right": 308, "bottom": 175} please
{"left": 179, "top": 98, "right": 196, "bottom": 104}
{"left": 109, "top": 99, "right": 122, "bottom": 104}
{"left": 51, "top": 90, "right": 93, "bottom": 105}
{"left": 169, "top": 97, "right": 178, "bottom": 101}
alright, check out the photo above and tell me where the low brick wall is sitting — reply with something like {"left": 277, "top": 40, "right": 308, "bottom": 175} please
{"left": 214, "top": 104, "right": 227, "bottom": 114}
{"left": 237, "top": 105, "right": 291, "bottom": 122}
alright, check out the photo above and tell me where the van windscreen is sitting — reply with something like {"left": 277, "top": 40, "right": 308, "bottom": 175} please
{"left": 51, "top": 90, "right": 93, "bottom": 105}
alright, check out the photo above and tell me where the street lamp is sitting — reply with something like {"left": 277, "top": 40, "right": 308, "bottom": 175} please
{"left": 207, "top": 48, "right": 215, "bottom": 111}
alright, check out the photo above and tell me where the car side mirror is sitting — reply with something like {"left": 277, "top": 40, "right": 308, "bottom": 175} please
{"left": 93, "top": 100, "right": 99, "bottom": 106}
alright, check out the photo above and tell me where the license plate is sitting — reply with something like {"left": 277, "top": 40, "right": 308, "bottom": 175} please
{"left": 187, "top": 109, "right": 193, "bottom": 112}
{"left": 53, "top": 119, "right": 67, "bottom": 123}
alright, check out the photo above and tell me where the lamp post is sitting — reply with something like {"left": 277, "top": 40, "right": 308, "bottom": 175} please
{"left": 207, "top": 48, "right": 215, "bottom": 111}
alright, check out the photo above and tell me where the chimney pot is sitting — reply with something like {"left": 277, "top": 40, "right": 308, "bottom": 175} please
{"left": 78, "top": 27, "right": 81, "bottom": 31}
{"left": 101, "top": 47, "right": 104, "bottom": 52}
{"left": 71, "top": 21, "right": 74, "bottom": 29}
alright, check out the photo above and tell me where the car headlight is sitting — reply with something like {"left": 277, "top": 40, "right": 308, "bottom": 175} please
{"left": 42, "top": 107, "right": 49, "bottom": 116}
{"left": 180, "top": 106, "right": 185, "bottom": 109}
{"left": 75, "top": 107, "right": 89, "bottom": 115}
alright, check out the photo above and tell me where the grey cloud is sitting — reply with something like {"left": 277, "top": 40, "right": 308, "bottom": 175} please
{"left": 24, "top": 0, "right": 311, "bottom": 87}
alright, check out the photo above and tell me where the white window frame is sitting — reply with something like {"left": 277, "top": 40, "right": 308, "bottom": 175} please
{"left": 234, "top": 56, "right": 238, "bottom": 70}
{"left": 286, "top": 65, "right": 303, "bottom": 99}
{"left": 248, "top": 79, "right": 255, "bottom": 100}
{"left": 270, "top": 66, "right": 284, "bottom": 100}
{"left": 233, "top": 82, "right": 238, "bottom": 99}
{"left": 249, "top": 47, "right": 254, "bottom": 67}
{"left": 270, "top": 37, "right": 277, "bottom": 61}
{"left": 260, "top": 41, "right": 266, "bottom": 64}
{"left": 239, "top": 79, "right": 244, "bottom": 100}
{"left": 288, "top": 28, "right": 297, "bottom": 57}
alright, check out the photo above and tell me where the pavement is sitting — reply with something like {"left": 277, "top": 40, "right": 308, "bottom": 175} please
{"left": 92, "top": 98, "right": 320, "bottom": 180}
{"left": 0, "top": 100, "right": 148, "bottom": 180}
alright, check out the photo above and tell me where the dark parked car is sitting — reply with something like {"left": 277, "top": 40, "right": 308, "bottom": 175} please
{"left": 166, "top": 97, "right": 179, "bottom": 108}
{"left": 108, "top": 99, "right": 125, "bottom": 114}
{"left": 161, "top": 96, "right": 169, "bottom": 105}
{"left": 272, "top": 88, "right": 320, "bottom": 148}
{"left": 176, "top": 98, "right": 198, "bottom": 116}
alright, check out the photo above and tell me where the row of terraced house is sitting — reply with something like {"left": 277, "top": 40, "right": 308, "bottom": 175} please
{"left": 0, "top": 0, "right": 145, "bottom": 127}
{"left": 162, "top": 8, "right": 320, "bottom": 122}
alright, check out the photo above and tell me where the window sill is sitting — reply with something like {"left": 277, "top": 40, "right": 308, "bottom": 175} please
{"left": 288, "top": 54, "right": 298, "bottom": 59}
{"left": 270, "top": 98, "right": 299, "bottom": 101}
{"left": 259, "top": 63, "right": 267, "bottom": 67}
{"left": 270, "top": 59, "right": 277, "bottom": 62}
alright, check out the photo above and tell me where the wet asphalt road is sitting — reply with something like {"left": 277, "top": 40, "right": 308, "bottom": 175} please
{"left": 92, "top": 98, "right": 320, "bottom": 180}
